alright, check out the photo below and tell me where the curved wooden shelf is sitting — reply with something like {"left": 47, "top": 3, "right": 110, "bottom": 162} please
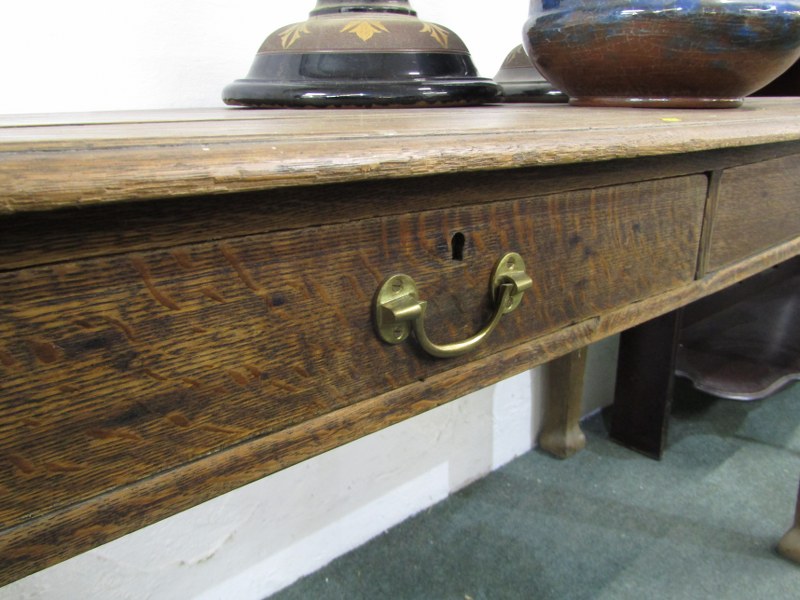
{"left": 676, "top": 268, "right": 800, "bottom": 400}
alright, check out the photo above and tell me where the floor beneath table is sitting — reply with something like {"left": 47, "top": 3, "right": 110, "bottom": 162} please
{"left": 273, "top": 379, "right": 800, "bottom": 600}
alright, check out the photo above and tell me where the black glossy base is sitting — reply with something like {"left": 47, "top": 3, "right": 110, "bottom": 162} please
{"left": 223, "top": 79, "right": 500, "bottom": 108}
{"left": 498, "top": 82, "right": 568, "bottom": 104}
{"left": 223, "top": 51, "right": 500, "bottom": 108}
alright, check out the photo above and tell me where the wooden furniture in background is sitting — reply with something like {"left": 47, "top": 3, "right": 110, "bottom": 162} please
{"left": 611, "top": 258, "right": 800, "bottom": 459}
{"left": 677, "top": 258, "right": 800, "bottom": 400}
{"left": 609, "top": 155, "right": 800, "bottom": 457}
{"left": 2, "top": 99, "right": 800, "bottom": 584}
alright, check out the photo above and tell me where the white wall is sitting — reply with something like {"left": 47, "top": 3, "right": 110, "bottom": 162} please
{"left": 0, "top": 1, "right": 527, "bottom": 114}
{"left": 0, "top": 2, "right": 618, "bottom": 598}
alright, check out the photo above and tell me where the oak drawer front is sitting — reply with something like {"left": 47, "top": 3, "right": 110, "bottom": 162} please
{"left": 708, "top": 154, "right": 800, "bottom": 272}
{"left": 0, "top": 175, "right": 705, "bottom": 562}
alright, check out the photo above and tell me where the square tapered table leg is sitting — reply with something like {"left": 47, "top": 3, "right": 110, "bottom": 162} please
{"left": 540, "top": 347, "right": 588, "bottom": 459}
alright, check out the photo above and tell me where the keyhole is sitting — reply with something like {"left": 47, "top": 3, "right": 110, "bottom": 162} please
{"left": 451, "top": 232, "right": 466, "bottom": 261}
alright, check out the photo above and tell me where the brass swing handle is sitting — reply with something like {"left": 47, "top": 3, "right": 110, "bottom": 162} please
{"left": 374, "top": 253, "right": 532, "bottom": 358}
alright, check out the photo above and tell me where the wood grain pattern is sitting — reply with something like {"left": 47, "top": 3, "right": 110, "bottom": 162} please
{"left": 3, "top": 210, "right": 798, "bottom": 586}
{"left": 1, "top": 99, "right": 799, "bottom": 214}
{"left": 707, "top": 153, "right": 800, "bottom": 272}
{"left": 3, "top": 102, "right": 800, "bottom": 586}
{"left": 3, "top": 142, "right": 799, "bottom": 273}
{"left": 0, "top": 176, "right": 705, "bottom": 581}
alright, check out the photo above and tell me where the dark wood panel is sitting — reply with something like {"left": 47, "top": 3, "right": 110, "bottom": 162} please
{"left": 610, "top": 310, "right": 683, "bottom": 459}
{"left": 707, "top": 153, "right": 800, "bottom": 271}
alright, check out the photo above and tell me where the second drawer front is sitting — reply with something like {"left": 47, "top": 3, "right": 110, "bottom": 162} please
{"left": 708, "top": 153, "right": 800, "bottom": 272}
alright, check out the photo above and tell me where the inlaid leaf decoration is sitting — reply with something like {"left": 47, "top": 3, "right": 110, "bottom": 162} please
{"left": 279, "top": 23, "right": 311, "bottom": 49}
{"left": 341, "top": 21, "right": 389, "bottom": 42}
{"left": 420, "top": 22, "right": 449, "bottom": 48}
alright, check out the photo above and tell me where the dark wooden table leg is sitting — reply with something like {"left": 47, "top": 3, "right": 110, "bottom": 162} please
{"left": 540, "top": 347, "right": 588, "bottom": 459}
{"left": 778, "top": 478, "right": 800, "bottom": 564}
{"left": 610, "top": 309, "right": 683, "bottom": 459}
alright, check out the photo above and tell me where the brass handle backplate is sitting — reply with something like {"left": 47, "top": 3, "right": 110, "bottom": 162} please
{"left": 373, "top": 252, "right": 532, "bottom": 358}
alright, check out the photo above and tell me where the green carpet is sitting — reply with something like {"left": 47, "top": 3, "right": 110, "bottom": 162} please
{"left": 273, "top": 379, "right": 800, "bottom": 599}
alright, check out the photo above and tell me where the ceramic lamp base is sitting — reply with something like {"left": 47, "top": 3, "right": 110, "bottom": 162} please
{"left": 493, "top": 45, "right": 567, "bottom": 104}
{"left": 223, "top": 1, "right": 499, "bottom": 108}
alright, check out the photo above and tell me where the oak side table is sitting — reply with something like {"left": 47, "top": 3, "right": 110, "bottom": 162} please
{"left": 2, "top": 99, "right": 800, "bottom": 584}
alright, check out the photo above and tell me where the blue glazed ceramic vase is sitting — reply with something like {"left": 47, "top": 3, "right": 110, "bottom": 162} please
{"left": 523, "top": 0, "right": 800, "bottom": 107}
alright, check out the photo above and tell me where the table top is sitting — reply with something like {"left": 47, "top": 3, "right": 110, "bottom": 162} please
{"left": 1, "top": 98, "right": 799, "bottom": 215}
